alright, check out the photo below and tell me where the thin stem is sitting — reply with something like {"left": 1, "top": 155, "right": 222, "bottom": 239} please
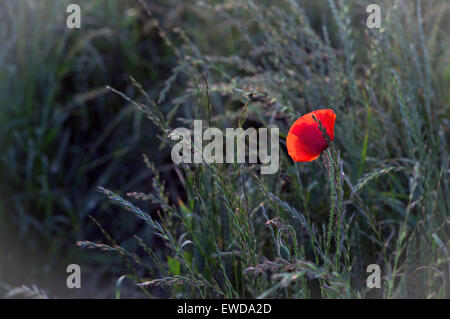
{"left": 325, "top": 148, "right": 336, "bottom": 263}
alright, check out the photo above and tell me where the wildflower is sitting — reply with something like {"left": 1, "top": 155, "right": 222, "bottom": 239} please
{"left": 286, "top": 109, "right": 336, "bottom": 162}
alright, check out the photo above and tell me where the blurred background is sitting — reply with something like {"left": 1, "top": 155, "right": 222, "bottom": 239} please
{"left": 0, "top": 0, "right": 448, "bottom": 298}
{"left": 0, "top": 0, "right": 178, "bottom": 298}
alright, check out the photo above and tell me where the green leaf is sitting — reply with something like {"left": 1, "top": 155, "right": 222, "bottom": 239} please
{"left": 167, "top": 256, "right": 181, "bottom": 276}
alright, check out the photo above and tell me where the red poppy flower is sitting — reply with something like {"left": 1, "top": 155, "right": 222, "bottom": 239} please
{"left": 286, "top": 109, "right": 336, "bottom": 162}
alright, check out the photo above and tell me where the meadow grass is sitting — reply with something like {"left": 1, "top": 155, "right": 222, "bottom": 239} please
{"left": 0, "top": 0, "right": 174, "bottom": 296}
{"left": 1, "top": 0, "right": 449, "bottom": 298}
{"left": 79, "top": 0, "right": 449, "bottom": 298}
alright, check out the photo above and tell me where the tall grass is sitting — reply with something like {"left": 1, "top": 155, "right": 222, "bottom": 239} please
{"left": 77, "top": 0, "right": 449, "bottom": 298}
{"left": 1, "top": 0, "right": 448, "bottom": 299}
{"left": 0, "top": 0, "right": 175, "bottom": 296}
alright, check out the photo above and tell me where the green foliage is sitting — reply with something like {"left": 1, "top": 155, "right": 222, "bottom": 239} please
{"left": 80, "top": 0, "right": 449, "bottom": 298}
{"left": 1, "top": 0, "right": 449, "bottom": 299}
{"left": 0, "top": 0, "right": 173, "bottom": 295}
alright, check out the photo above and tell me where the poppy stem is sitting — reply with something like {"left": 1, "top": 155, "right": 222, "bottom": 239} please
{"left": 324, "top": 148, "right": 336, "bottom": 265}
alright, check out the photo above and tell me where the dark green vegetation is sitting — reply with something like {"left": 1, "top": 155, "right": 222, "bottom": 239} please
{"left": 0, "top": 0, "right": 449, "bottom": 298}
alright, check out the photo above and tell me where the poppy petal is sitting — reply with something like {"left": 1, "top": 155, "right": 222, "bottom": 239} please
{"left": 286, "top": 132, "right": 321, "bottom": 162}
{"left": 286, "top": 109, "right": 336, "bottom": 162}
